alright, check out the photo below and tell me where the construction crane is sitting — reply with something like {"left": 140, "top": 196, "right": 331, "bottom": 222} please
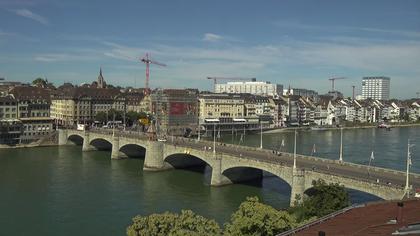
{"left": 139, "top": 53, "right": 166, "bottom": 93}
{"left": 328, "top": 77, "right": 347, "bottom": 91}
{"left": 207, "top": 77, "right": 256, "bottom": 92}
{"left": 417, "top": 92, "right": 420, "bottom": 99}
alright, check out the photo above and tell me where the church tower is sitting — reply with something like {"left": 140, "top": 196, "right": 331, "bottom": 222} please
{"left": 97, "top": 67, "right": 106, "bottom": 88}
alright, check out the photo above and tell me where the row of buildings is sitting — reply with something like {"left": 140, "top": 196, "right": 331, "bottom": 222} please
{"left": 0, "top": 72, "right": 414, "bottom": 145}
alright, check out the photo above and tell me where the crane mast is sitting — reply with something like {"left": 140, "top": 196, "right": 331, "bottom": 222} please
{"left": 328, "top": 77, "right": 347, "bottom": 91}
{"left": 140, "top": 53, "right": 166, "bottom": 94}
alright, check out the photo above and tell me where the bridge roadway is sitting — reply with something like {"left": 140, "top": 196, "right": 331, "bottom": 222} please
{"left": 60, "top": 129, "right": 420, "bottom": 205}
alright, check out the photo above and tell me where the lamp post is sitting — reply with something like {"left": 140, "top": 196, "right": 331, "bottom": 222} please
{"left": 213, "top": 122, "right": 216, "bottom": 155}
{"left": 112, "top": 112, "right": 115, "bottom": 137}
{"left": 260, "top": 122, "right": 263, "bottom": 149}
{"left": 405, "top": 139, "right": 414, "bottom": 197}
{"left": 339, "top": 127, "right": 343, "bottom": 162}
{"left": 197, "top": 124, "right": 201, "bottom": 141}
{"left": 293, "top": 129, "right": 297, "bottom": 169}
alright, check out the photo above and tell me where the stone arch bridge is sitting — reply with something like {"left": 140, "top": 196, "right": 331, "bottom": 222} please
{"left": 59, "top": 129, "right": 420, "bottom": 205}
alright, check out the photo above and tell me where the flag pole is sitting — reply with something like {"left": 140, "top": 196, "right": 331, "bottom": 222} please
{"left": 368, "top": 151, "right": 374, "bottom": 177}
{"left": 405, "top": 139, "right": 411, "bottom": 197}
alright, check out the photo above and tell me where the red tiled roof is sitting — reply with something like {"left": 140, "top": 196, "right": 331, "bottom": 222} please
{"left": 294, "top": 199, "right": 420, "bottom": 236}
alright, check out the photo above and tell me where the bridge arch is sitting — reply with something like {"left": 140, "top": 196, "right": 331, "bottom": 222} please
{"left": 222, "top": 166, "right": 293, "bottom": 192}
{"left": 67, "top": 134, "right": 84, "bottom": 145}
{"left": 119, "top": 143, "right": 146, "bottom": 158}
{"left": 89, "top": 138, "right": 113, "bottom": 151}
{"left": 221, "top": 162, "right": 293, "bottom": 187}
{"left": 164, "top": 153, "right": 213, "bottom": 171}
{"left": 303, "top": 173, "right": 404, "bottom": 201}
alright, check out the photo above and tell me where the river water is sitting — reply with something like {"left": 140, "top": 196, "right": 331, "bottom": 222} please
{"left": 0, "top": 127, "right": 418, "bottom": 235}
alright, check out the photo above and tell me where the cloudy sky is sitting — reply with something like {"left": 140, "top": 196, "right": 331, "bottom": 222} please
{"left": 0, "top": 0, "right": 419, "bottom": 98}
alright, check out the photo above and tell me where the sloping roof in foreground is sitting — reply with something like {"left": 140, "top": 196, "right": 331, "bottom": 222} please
{"left": 284, "top": 199, "right": 420, "bottom": 236}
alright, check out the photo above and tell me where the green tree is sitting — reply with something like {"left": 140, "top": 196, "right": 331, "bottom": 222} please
{"left": 126, "top": 210, "right": 222, "bottom": 236}
{"left": 289, "top": 179, "right": 350, "bottom": 223}
{"left": 224, "top": 196, "right": 296, "bottom": 236}
{"left": 32, "top": 77, "right": 47, "bottom": 87}
{"left": 125, "top": 111, "right": 142, "bottom": 126}
{"left": 107, "top": 109, "right": 123, "bottom": 121}
{"left": 95, "top": 111, "right": 108, "bottom": 124}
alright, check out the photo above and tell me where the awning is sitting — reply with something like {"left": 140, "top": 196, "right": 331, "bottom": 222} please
{"left": 204, "top": 118, "right": 220, "bottom": 122}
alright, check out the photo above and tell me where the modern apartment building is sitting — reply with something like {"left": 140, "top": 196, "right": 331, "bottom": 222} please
{"left": 283, "top": 88, "right": 319, "bottom": 99}
{"left": 215, "top": 81, "right": 283, "bottom": 97}
{"left": 362, "top": 76, "right": 390, "bottom": 100}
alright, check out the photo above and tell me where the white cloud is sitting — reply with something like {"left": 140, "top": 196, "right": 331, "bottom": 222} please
{"left": 203, "top": 33, "right": 223, "bottom": 42}
{"left": 29, "top": 37, "right": 420, "bottom": 97}
{"left": 273, "top": 21, "right": 420, "bottom": 39}
{"left": 101, "top": 39, "right": 420, "bottom": 97}
{"left": 13, "top": 9, "right": 49, "bottom": 25}
{"left": 34, "top": 52, "right": 99, "bottom": 62}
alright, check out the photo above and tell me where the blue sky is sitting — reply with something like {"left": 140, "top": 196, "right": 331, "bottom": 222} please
{"left": 0, "top": 0, "right": 419, "bottom": 98}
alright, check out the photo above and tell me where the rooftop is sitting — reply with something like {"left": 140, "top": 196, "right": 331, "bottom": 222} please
{"left": 289, "top": 199, "right": 420, "bottom": 236}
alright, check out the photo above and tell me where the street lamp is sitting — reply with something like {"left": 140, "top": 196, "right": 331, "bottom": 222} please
{"left": 405, "top": 139, "right": 414, "bottom": 197}
{"left": 213, "top": 122, "right": 216, "bottom": 155}
{"left": 339, "top": 127, "right": 343, "bottom": 162}
{"left": 260, "top": 122, "right": 263, "bottom": 149}
{"left": 293, "top": 129, "right": 297, "bottom": 169}
{"left": 197, "top": 124, "right": 201, "bottom": 141}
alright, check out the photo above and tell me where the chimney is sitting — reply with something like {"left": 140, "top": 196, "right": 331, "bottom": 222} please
{"left": 397, "top": 202, "right": 404, "bottom": 226}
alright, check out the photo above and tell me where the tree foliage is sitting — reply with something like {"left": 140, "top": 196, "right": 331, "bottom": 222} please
{"left": 95, "top": 111, "right": 108, "bottom": 124}
{"left": 32, "top": 77, "right": 47, "bottom": 86}
{"left": 126, "top": 111, "right": 148, "bottom": 126}
{"left": 224, "top": 196, "right": 296, "bottom": 236}
{"left": 289, "top": 179, "right": 350, "bottom": 223}
{"left": 126, "top": 210, "right": 222, "bottom": 236}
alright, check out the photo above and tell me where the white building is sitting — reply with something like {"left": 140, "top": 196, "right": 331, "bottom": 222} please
{"left": 362, "top": 76, "right": 390, "bottom": 100}
{"left": 283, "top": 88, "right": 318, "bottom": 99}
{"left": 215, "top": 81, "right": 283, "bottom": 97}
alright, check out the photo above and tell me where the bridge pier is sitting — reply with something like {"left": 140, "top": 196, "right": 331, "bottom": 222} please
{"left": 82, "top": 131, "right": 96, "bottom": 151}
{"left": 290, "top": 169, "right": 305, "bottom": 207}
{"left": 210, "top": 158, "right": 232, "bottom": 186}
{"left": 111, "top": 136, "right": 128, "bottom": 159}
{"left": 144, "top": 141, "right": 172, "bottom": 171}
{"left": 58, "top": 129, "right": 68, "bottom": 145}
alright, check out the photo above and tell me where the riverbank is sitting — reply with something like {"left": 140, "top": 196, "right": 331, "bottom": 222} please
{"left": 262, "top": 122, "right": 420, "bottom": 134}
{"left": 0, "top": 132, "right": 58, "bottom": 149}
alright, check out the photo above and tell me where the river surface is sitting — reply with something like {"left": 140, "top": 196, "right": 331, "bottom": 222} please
{"left": 0, "top": 127, "right": 418, "bottom": 236}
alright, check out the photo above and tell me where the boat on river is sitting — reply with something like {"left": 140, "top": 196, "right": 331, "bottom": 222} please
{"left": 378, "top": 123, "right": 391, "bottom": 129}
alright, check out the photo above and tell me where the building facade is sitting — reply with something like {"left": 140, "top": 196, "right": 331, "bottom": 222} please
{"left": 51, "top": 87, "right": 125, "bottom": 126}
{"left": 9, "top": 86, "right": 53, "bottom": 143}
{"left": 283, "top": 88, "right": 319, "bottom": 99}
{"left": 362, "top": 76, "right": 391, "bottom": 100}
{"left": 215, "top": 81, "right": 283, "bottom": 97}
{"left": 151, "top": 89, "right": 198, "bottom": 136}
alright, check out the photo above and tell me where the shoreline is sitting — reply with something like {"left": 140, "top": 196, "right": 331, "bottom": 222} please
{"left": 0, "top": 142, "right": 57, "bottom": 149}
{"left": 263, "top": 123, "right": 420, "bottom": 134}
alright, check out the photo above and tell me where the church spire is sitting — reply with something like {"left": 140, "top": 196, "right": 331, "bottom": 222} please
{"left": 97, "top": 67, "right": 106, "bottom": 88}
